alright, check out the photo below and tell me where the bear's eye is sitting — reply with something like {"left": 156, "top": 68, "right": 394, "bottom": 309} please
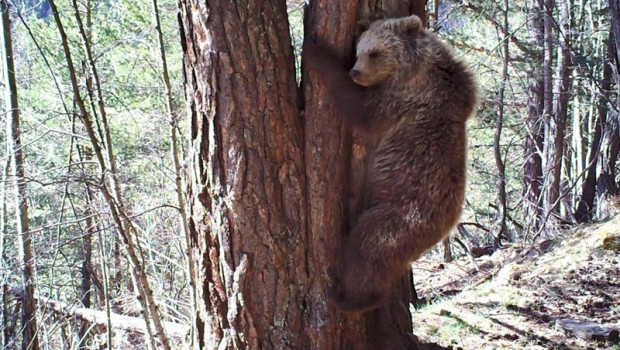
{"left": 368, "top": 51, "right": 381, "bottom": 59}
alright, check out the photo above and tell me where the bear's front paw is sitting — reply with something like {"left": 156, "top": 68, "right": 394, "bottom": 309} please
{"left": 326, "top": 281, "right": 344, "bottom": 303}
{"left": 328, "top": 286, "right": 385, "bottom": 313}
{"left": 302, "top": 41, "right": 325, "bottom": 69}
{"left": 302, "top": 40, "right": 342, "bottom": 71}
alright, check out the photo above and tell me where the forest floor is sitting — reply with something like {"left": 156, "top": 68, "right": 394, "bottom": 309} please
{"left": 412, "top": 217, "right": 620, "bottom": 350}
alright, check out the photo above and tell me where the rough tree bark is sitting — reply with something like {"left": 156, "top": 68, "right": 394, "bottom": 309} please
{"left": 1, "top": 2, "right": 40, "bottom": 349}
{"left": 302, "top": 0, "right": 363, "bottom": 346}
{"left": 179, "top": 0, "right": 308, "bottom": 348}
{"left": 179, "top": 0, "right": 432, "bottom": 349}
{"left": 304, "top": 1, "right": 426, "bottom": 348}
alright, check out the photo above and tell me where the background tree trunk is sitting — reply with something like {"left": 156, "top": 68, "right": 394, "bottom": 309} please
{"left": 601, "top": 0, "right": 620, "bottom": 215}
{"left": 541, "top": 0, "right": 554, "bottom": 223}
{"left": 524, "top": 0, "right": 545, "bottom": 235}
{"left": 1, "top": 2, "right": 40, "bottom": 349}
{"left": 610, "top": 0, "right": 620, "bottom": 64}
{"left": 574, "top": 38, "right": 613, "bottom": 222}
{"left": 493, "top": 0, "right": 510, "bottom": 245}
{"left": 548, "top": 0, "right": 572, "bottom": 218}
{"left": 596, "top": 33, "right": 619, "bottom": 218}
{"left": 77, "top": 200, "right": 93, "bottom": 349}
{"left": 0, "top": 159, "right": 9, "bottom": 349}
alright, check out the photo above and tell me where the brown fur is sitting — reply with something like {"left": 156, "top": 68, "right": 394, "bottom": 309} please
{"left": 303, "top": 15, "right": 478, "bottom": 312}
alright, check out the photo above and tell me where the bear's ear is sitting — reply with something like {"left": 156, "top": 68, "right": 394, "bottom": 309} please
{"left": 357, "top": 18, "right": 370, "bottom": 32}
{"left": 356, "top": 18, "right": 371, "bottom": 33}
{"left": 356, "top": 10, "right": 388, "bottom": 34}
{"left": 385, "top": 15, "right": 423, "bottom": 34}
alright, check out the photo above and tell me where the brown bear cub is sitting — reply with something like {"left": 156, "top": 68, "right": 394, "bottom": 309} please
{"left": 303, "top": 14, "right": 478, "bottom": 313}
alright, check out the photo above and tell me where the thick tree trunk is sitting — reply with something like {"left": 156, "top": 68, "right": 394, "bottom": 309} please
{"left": 180, "top": 0, "right": 431, "bottom": 349}
{"left": 1, "top": 2, "right": 40, "bottom": 349}
{"left": 302, "top": 0, "right": 363, "bottom": 346}
{"left": 304, "top": 1, "right": 425, "bottom": 348}
{"left": 179, "top": 1, "right": 308, "bottom": 348}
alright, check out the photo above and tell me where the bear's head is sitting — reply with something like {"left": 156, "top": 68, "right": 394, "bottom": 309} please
{"left": 350, "top": 15, "right": 434, "bottom": 87}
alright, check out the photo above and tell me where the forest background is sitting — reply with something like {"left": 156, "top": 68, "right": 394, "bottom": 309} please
{"left": 0, "top": 0, "right": 619, "bottom": 349}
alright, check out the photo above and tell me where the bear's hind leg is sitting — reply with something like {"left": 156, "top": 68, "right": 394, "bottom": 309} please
{"left": 331, "top": 204, "right": 413, "bottom": 313}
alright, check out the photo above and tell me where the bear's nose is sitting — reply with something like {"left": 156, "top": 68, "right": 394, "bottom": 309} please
{"left": 349, "top": 69, "right": 361, "bottom": 79}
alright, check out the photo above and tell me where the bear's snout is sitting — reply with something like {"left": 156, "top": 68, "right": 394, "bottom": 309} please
{"left": 349, "top": 69, "right": 361, "bottom": 79}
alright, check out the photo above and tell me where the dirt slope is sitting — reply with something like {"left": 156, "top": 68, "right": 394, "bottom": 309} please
{"left": 412, "top": 218, "right": 620, "bottom": 350}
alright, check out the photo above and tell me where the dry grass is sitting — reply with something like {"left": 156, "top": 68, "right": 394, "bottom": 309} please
{"left": 412, "top": 219, "right": 620, "bottom": 350}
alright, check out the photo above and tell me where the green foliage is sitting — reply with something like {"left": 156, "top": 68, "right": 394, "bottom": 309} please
{"left": 1, "top": 0, "right": 617, "bottom": 347}
{"left": 2, "top": 0, "right": 189, "bottom": 335}
{"left": 435, "top": 1, "right": 530, "bottom": 244}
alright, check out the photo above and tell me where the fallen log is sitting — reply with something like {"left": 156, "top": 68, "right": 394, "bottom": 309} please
{"left": 8, "top": 287, "right": 189, "bottom": 339}
{"left": 556, "top": 318, "right": 620, "bottom": 343}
